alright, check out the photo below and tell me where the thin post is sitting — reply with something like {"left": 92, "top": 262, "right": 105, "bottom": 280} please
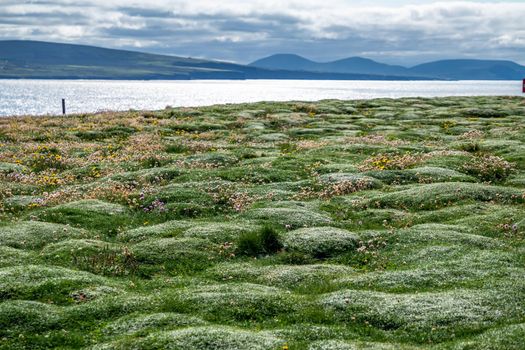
{"left": 62, "top": 99, "right": 66, "bottom": 115}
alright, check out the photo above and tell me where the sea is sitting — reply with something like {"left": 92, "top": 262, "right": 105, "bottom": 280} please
{"left": 0, "top": 79, "right": 522, "bottom": 117}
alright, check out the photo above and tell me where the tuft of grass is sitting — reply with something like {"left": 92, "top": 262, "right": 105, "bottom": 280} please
{"left": 236, "top": 225, "right": 282, "bottom": 256}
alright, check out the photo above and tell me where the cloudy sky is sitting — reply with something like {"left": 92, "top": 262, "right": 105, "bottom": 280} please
{"left": 1, "top": 0, "right": 524, "bottom": 66}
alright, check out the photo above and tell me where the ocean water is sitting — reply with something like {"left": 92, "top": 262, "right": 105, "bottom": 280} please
{"left": 0, "top": 79, "right": 522, "bottom": 116}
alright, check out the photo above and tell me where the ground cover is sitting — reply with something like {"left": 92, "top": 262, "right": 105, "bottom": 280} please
{"left": 0, "top": 96, "right": 524, "bottom": 349}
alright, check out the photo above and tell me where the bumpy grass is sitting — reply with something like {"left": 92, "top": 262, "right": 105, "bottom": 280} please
{"left": 0, "top": 96, "right": 524, "bottom": 349}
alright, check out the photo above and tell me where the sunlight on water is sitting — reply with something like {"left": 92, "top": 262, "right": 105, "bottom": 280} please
{"left": 0, "top": 79, "right": 522, "bottom": 116}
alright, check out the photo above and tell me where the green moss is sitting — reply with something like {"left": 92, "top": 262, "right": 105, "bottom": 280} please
{"left": 0, "top": 220, "right": 90, "bottom": 249}
{"left": 321, "top": 288, "right": 522, "bottom": 341}
{"left": 95, "top": 326, "right": 284, "bottom": 350}
{"left": 283, "top": 227, "right": 359, "bottom": 258}
{"left": 208, "top": 263, "right": 353, "bottom": 289}
{"left": 34, "top": 199, "right": 130, "bottom": 234}
{"left": 102, "top": 312, "right": 208, "bottom": 336}
{"left": 0, "top": 161, "right": 29, "bottom": 174}
{"left": 307, "top": 340, "right": 418, "bottom": 350}
{"left": 442, "top": 323, "right": 525, "bottom": 350}
{"left": 0, "top": 264, "right": 110, "bottom": 301}
{"left": 0, "top": 300, "right": 63, "bottom": 335}
{"left": 364, "top": 167, "right": 475, "bottom": 185}
{"left": 361, "top": 182, "right": 524, "bottom": 210}
{"left": 0, "top": 246, "right": 36, "bottom": 267}
{"left": 132, "top": 237, "right": 224, "bottom": 274}
{"left": 244, "top": 207, "right": 333, "bottom": 229}
{"left": 119, "top": 220, "right": 194, "bottom": 242}
{"left": 184, "top": 220, "right": 261, "bottom": 243}
{"left": 163, "top": 283, "right": 299, "bottom": 321}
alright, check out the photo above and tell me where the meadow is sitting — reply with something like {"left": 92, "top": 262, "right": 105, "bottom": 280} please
{"left": 0, "top": 96, "right": 524, "bottom": 349}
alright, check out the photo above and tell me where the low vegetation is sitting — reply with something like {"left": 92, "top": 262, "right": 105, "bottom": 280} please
{"left": 0, "top": 96, "right": 524, "bottom": 349}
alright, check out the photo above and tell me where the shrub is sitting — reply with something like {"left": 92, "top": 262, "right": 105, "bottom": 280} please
{"left": 165, "top": 143, "right": 189, "bottom": 154}
{"left": 236, "top": 231, "right": 263, "bottom": 256}
{"left": 462, "top": 155, "right": 514, "bottom": 182}
{"left": 359, "top": 153, "right": 422, "bottom": 171}
{"left": 26, "top": 145, "right": 68, "bottom": 172}
{"left": 457, "top": 141, "right": 481, "bottom": 153}
{"left": 260, "top": 226, "right": 282, "bottom": 253}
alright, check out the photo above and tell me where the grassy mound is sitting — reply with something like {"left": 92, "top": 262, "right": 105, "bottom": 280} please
{"left": 244, "top": 207, "right": 333, "bottom": 229}
{"left": 161, "top": 283, "right": 299, "bottom": 322}
{"left": 95, "top": 326, "right": 283, "bottom": 350}
{"left": 0, "top": 265, "right": 110, "bottom": 301}
{"left": 320, "top": 288, "right": 521, "bottom": 341}
{"left": 282, "top": 227, "right": 359, "bottom": 257}
{"left": 208, "top": 263, "right": 354, "bottom": 289}
{"left": 0, "top": 221, "right": 90, "bottom": 249}
{"left": 361, "top": 182, "right": 524, "bottom": 210}
{"left": 102, "top": 312, "right": 208, "bottom": 336}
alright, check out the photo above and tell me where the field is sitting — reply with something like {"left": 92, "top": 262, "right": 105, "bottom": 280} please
{"left": 0, "top": 96, "right": 524, "bottom": 349}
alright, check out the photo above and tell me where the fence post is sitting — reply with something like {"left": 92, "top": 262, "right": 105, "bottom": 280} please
{"left": 62, "top": 99, "right": 66, "bottom": 115}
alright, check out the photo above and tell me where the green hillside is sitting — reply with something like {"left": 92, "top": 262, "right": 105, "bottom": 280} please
{"left": 0, "top": 40, "right": 424, "bottom": 80}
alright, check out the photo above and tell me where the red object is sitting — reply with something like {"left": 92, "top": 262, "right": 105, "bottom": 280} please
{"left": 523, "top": 79, "right": 525, "bottom": 93}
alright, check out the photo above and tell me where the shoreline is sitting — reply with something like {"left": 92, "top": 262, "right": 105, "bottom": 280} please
{"left": 1, "top": 94, "right": 523, "bottom": 119}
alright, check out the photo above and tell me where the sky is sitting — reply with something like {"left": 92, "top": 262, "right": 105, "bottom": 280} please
{"left": 0, "top": 0, "right": 524, "bottom": 66}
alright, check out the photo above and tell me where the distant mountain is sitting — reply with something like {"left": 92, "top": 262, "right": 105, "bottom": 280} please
{"left": 410, "top": 59, "right": 525, "bottom": 80}
{"left": 251, "top": 54, "right": 409, "bottom": 76}
{"left": 249, "top": 54, "right": 320, "bottom": 71}
{"left": 6, "top": 41, "right": 520, "bottom": 81}
{"left": 0, "top": 40, "right": 427, "bottom": 80}
{"left": 251, "top": 54, "right": 525, "bottom": 80}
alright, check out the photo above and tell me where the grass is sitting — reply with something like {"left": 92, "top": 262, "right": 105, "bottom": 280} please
{"left": 0, "top": 96, "right": 524, "bottom": 349}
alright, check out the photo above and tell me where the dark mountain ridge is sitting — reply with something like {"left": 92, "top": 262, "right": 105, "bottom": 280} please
{"left": 0, "top": 40, "right": 429, "bottom": 80}
{"left": 251, "top": 54, "right": 525, "bottom": 80}
{"left": 2, "top": 40, "right": 523, "bottom": 80}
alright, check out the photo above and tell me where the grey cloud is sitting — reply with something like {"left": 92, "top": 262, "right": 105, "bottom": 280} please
{"left": 118, "top": 7, "right": 175, "bottom": 18}
{"left": 0, "top": 1, "right": 524, "bottom": 65}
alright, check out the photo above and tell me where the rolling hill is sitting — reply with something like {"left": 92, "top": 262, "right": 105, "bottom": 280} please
{"left": 250, "top": 54, "right": 410, "bottom": 76}
{"left": 410, "top": 59, "right": 525, "bottom": 80}
{"left": 0, "top": 40, "right": 426, "bottom": 80}
{"left": 2, "top": 41, "right": 522, "bottom": 80}
{"left": 251, "top": 54, "right": 525, "bottom": 80}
